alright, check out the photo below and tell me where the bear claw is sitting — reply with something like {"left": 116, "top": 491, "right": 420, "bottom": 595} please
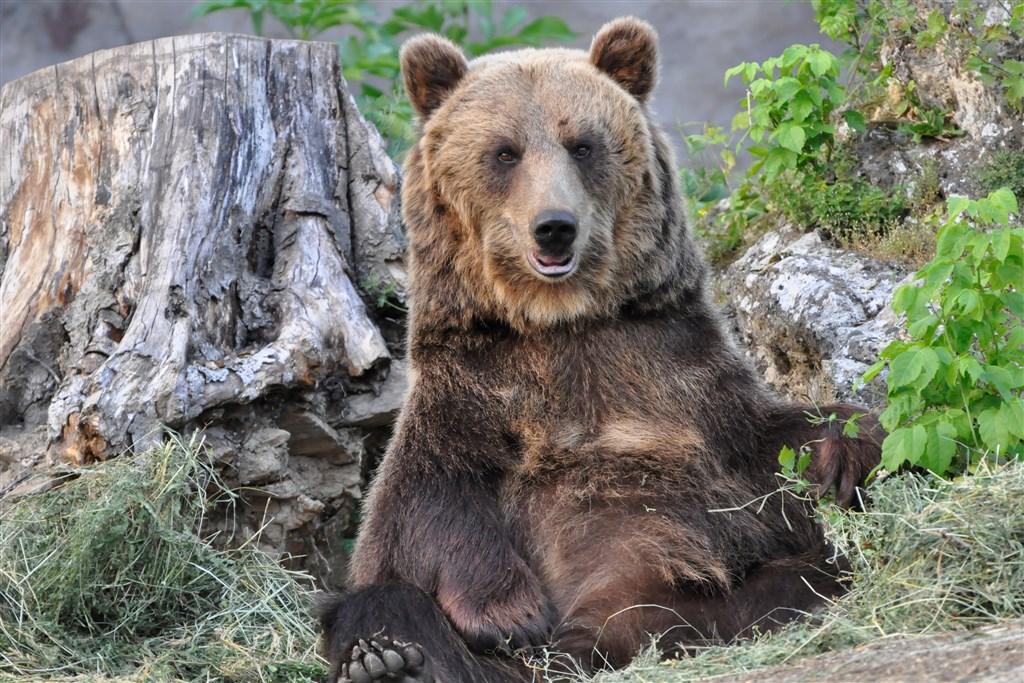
{"left": 339, "top": 637, "right": 432, "bottom": 683}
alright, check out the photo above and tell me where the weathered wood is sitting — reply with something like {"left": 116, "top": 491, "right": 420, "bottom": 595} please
{"left": 0, "top": 34, "right": 406, "bottom": 583}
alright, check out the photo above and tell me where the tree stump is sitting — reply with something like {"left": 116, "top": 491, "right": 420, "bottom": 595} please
{"left": 0, "top": 33, "right": 407, "bottom": 586}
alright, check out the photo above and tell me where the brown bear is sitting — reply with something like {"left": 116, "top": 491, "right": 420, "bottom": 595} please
{"left": 319, "top": 17, "right": 882, "bottom": 683}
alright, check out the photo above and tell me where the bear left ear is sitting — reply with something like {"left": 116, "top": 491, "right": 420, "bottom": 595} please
{"left": 401, "top": 34, "right": 469, "bottom": 120}
{"left": 589, "top": 17, "right": 658, "bottom": 102}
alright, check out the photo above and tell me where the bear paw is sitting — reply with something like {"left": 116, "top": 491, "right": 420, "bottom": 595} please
{"left": 338, "top": 637, "right": 432, "bottom": 683}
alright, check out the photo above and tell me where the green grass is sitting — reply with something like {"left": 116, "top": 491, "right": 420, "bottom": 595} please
{"left": 0, "top": 435, "right": 325, "bottom": 683}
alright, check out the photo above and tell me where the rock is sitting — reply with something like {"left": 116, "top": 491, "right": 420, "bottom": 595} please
{"left": 711, "top": 619, "right": 1024, "bottom": 683}
{"left": 879, "top": 1, "right": 1024, "bottom": 142}
{"left": 848, "top": 126, "right": 1010, "bottom": 200}
{"left": 235, "top": 428, "right": 291, "bottom": 485}
{"left": 342, "top": 360, "right": 410, "bottom": 428}
{"left": 723, "top": 230, "right": 907, "bottom": 408}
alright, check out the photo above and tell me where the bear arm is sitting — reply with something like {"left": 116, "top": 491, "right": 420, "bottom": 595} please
{"left": 350, "top": 382, "right": 555, "bottom": 653}
{"left": 767, "top": 403, "right": 883, "bottom": 508}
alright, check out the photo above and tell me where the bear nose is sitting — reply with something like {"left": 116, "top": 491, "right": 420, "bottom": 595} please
{"left": 531, "top": 209, "right": 578, "bottom": 256}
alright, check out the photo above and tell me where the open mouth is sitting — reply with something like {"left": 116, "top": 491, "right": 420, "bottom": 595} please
{"left": 528, "top": 251, "right": 578, "bottom": 278}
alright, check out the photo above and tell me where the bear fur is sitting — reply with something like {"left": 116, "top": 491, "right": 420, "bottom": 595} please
{"left": 319, "top": 17, "right": 882, "bottom": 683}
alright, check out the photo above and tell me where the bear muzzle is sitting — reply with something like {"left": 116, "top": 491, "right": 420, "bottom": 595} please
{"left": 529, "top": 209, "right": 578, "bottom": 278}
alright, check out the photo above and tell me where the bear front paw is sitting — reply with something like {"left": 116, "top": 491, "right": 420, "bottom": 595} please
{"left": 442, "top": 587, "right": 556, "bottom": 654}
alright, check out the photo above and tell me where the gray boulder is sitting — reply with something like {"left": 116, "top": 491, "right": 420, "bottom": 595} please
{"left": 723, "top": 230, "right": 907, "bottom": 409}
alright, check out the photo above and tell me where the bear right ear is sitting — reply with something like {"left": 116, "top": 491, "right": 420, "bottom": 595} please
{"left": 589, "top": 17, "right": 658, "bottom": 102}
{"left": 401, "top": 34, "right": 469, "bottom": 120}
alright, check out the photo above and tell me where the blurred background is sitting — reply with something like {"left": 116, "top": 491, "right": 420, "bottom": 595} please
{"left": 0, "top": 0, "right": 838, "bottom": 148}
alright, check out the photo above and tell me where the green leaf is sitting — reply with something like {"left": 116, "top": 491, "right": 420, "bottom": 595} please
{"left": 843, "top": 110, "right": 867, "bottom": 132}
{"left": 514, "top": 16, "right": 575, "bottom": 43}
{"left": 724, "top": 63, "right": 748, "bottom": 87}
{"left": 1007, "top": 399, "right": 1024, "bottom": 440}
{"left": 983, "top": 365, "right": 1020, "bottom": 401}
{"left": 880, "top": 392, "right": 923, "bottom": 432}
{"left": 1005, "top": 291, "right": 1024, "bottom": 318}
{"left": 946, "top": 195, "right": 971, "bottom": 218}
{"left": 862, "top": 358, "right": 886, "bottom": 383}
{"left": 889, "top": 348, "right": 926, "bottom": 389}
{"left": 807, "top": 49, "right": 835, "bottom": 77}
{"left": 500, "top": 5, "right": 528, "bottom": 32}
{"left": 773, "top": 77, "right": 802, "bottom": 102}
{"left": 1006, "top": 74, "right": 1024, "bottom": 105}
{"left": 922, "top": 422, "right": 958, "bottom": 475}
{"left": 763, "top": 147, "right": 798, "bottom": 180}
{"left": 882, "top": 425, "right": 928, "bottom": 469}
{"left": 842, "top": 413, "right": 864, "bottom": 439}
{"left": 977, "top": 407, "right": 1010, "bottom": 450}
{"left": 988, "top": 187, "right": 1020, "bottom": 219}
{"left": 796, "top": 448, "right": 812, "bottom": 475}
{"left": 778, "top": 445, "right": 796, "bottom": 473}
{"left": 956, "top": 289, "right": 983, "bottom": 319}
{"left": 789, "top": 92, "right": 815, "bottom": 122}
{"left": 991, "top": 230, "right": 1012, "bottom": 261}
{"left": 781, "top": 44, "right": 809, "bottom": 69}
{"left": 907, "top": 313, "right": 939, "bottom": 340}
{"left": 775, "top": 123, "right": 807, "bottom": 153}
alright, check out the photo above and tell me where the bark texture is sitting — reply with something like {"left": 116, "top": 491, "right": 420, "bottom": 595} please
{"left": 0, "top": 33, "right": 407, "bottom": 586}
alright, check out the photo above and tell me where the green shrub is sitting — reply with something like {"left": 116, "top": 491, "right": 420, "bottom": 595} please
{"left": 978, "top": 149, "right": 1024, "bottom": 200}
{"left": 770, "top": 172, "right": 909, "bottom": 243}
{"left": 194, "top": 0, "right": 575, "bottom": 156}
{"left": 863, "top": 188, "right": 1024, "bottom": 476}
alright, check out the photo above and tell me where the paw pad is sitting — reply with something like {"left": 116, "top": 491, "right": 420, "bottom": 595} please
{"left": 340, "top": 637, "right": 430, "bottom": 683}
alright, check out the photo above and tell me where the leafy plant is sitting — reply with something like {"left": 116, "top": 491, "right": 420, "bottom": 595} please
{"left": 194, "top": 0, "right": 575, "bottom": 155}
{"left": 725, "top": 44, "right": 850, "bottom": 181}
{"left": 897, "top": 103, "right": 964, "bottom": 143}
{"left": 361, "top": 273, "right": 407, "bottom": 314}
{"left": 863, "top": 188, "right": 1024, "bottom": 476}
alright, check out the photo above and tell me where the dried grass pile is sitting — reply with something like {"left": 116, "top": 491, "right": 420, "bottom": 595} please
{"left": 0, "top": 436, "right": 324, "bottom": 683}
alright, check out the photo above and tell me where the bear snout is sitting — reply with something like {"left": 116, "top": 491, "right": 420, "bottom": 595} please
{"left": 532, "top": 209, "right": 578, "bottom": 256}
{"left": 529, "top": 209, "right": 579, "bottom": 278}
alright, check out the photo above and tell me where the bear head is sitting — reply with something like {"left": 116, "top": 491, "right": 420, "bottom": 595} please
{"left": 399, "top": 17, "right": 705, "bottom": 334}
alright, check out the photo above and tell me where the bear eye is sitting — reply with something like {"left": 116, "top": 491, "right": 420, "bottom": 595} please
{"left": 571, "top": 143, "right": 592, "bottom": 160}
{"left": 496, "top": 148, "right": 519, "bottom": 165}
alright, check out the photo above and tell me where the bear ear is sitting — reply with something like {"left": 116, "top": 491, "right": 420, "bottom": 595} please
{"left": 401, "top": 34, "right": 469, "bottom": 120}
{"left": 589, "top": 17, "right": 658, "bottom": 102}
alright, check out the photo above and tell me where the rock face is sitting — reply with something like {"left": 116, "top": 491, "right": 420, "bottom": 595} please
{"left": 0, "top": 33, "right": 408, "bottom": 588}
{"left": 723, "top": 230, "right": 906, "bottom": 409}
{"left": 879, "top": 0, "right": 1024, "bottom": 142}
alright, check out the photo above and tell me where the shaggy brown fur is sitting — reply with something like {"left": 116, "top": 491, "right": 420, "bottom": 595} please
{"left": 319, "top": 17, "right": 882, "bottom": 683}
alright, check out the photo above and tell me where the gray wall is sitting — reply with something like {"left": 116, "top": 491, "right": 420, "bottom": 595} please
{"left": 1, "top": 0, "right": 838, "bottom": 154}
